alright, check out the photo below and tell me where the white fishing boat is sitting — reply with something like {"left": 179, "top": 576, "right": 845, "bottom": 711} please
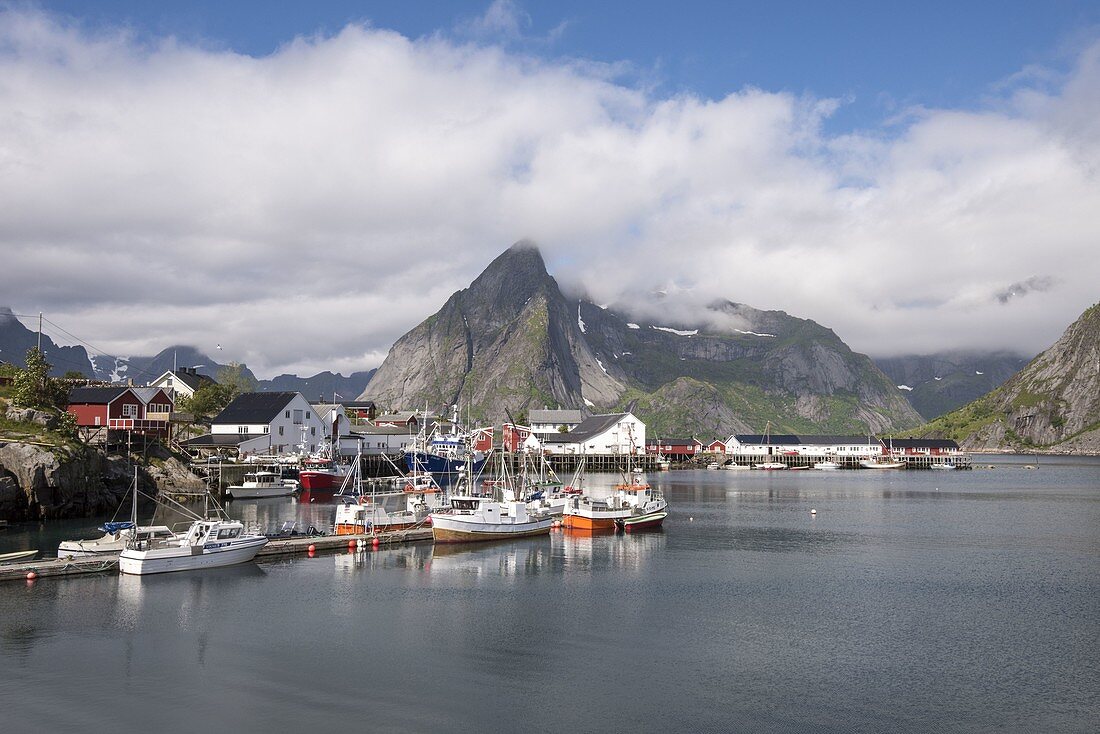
{"left": 226, "top": 470, "right": 299, "bottom": 499}
{"left": 706, "top": 462, "right": 721, "bottom": 470}
{"left": 610, "top": 427, "right": 668, "bottom": 531}
{"left": 813, "top": 460, "right": 841, "bottom": 471}
{"left": 723, "top": 463, "right": 751, "bottom": 470}
{"left": 58, "top": 522, "right": 177, "bottom": 558}
{"left": 929, "top": 462, "right": 956, "bottom": 470}
{"left": 754, "top": 462, "right": 787, "bottom": 470}
{"left": 562, "top": 494, "right": 633, "bottom": 531}
{"left": 431, "top": 496, "right": 553, "bottom": 543}
{"left": 117, "top": 469, "right": 268, "bottom": 576}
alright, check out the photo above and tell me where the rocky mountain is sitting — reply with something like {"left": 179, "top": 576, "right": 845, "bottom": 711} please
{"left": 0, "top": 306, "right": 95, "bottom": 376}
{"left": 260, "top": 370, "right": 376, "bottom": 402}
{"left": 361, "top": 242, "right": 923, "bottom": 437}
{"left": 916, "top": 303, "right": 1100, "bottom": 452}
{"left": 874, "top": 351, "right": 1031, "bottom": 420}
{"left": 90, "top": 345, "right": 245, "bottom": 384}
{"left": 362, "top": 242, "right": 619, "bottom": 419}
{"left": 579, "top": 299, "right": 922, "bottom": 437}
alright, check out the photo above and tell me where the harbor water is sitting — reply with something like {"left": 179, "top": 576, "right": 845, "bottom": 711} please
{"left": 1, "top": 454, "right": 1098, "bottom": 732}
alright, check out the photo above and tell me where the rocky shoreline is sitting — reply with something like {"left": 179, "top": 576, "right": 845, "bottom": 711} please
{"left": 0, "top": 408, "right": 204, "bottom": 522}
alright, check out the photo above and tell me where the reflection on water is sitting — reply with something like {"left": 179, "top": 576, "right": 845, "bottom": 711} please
{"left": 0, "top": 459, "right": 1097, "bottom": 733}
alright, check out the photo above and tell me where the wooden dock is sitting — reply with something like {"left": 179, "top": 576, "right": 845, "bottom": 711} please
{"left": 0, "top": 527, "right": 434, "bottom": 583}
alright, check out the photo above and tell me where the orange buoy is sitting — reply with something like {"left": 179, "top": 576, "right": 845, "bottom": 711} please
{"left": 372, "top": 537, "right": 380, "bottom": 548}
{"left": 348, "top": 539, "right": 357, "bottom": 550}
{"left": 26, "top": 571, "right": 37, "bottom": 581}
{"left": 307, "top": 544, "right": 316, "bottom": 553}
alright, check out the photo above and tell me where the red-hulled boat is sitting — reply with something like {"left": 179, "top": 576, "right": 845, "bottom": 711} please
{"left": 297, "top": 459, "right": 348, "bottom": 502}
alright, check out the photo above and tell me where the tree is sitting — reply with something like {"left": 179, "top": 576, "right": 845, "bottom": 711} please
{"left": 217, "top": 362, "right": 257, "bottom": 397}
{"left": 11, "top": 347, "right": 67, "bottom": 409}
{"left": 62, "top": 370, "right": 87, "bottom": 380}
{"left": 180, "top": 383, "right": 235, "bottom": 421}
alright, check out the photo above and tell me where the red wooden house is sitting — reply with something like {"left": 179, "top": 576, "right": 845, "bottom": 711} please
{"left": 471, "top": 426, "right": 494, "bottom": 452}
{"left": 646, "top": 438, "right": 702, "bottom": 460}
{"left": 68, "top": 386, "right": 172, "bottom": 438}
{"left": 502, "top": 423, "right": 532, "bottom": 453}
{"left": 707, "top": 439, "right": 727, "bottom": 454}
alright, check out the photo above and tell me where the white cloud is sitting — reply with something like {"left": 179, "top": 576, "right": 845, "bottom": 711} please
{"left": 1, "top": 8, "right": 1098, "bottom": 377}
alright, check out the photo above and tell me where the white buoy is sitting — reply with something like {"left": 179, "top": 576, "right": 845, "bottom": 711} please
{"left": 810, "top": 508, "right": 817, "bottom": 515}
{"left": 689, "top": 517, "right": 694, "bottom": 522}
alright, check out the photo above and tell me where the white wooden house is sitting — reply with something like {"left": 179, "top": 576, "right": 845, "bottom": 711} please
{"left": 541, "top": 412, "right": 646, "bottom": 456}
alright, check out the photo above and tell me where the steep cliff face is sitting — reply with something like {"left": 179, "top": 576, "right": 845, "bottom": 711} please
{"left": 362, "top": 242, "right": 622, "bottom": 418}
{"left": 919, "top": 303, "right": 1100, "bottom": 452}
{"left": 362, "top": 242, "right": 923, "bottom": 436}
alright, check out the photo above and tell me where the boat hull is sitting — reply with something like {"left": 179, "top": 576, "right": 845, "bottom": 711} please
{"left": 118, "top": 536, "right": 268, "bottom": 575}
{"left": 430, "top": 515, "right": 552, "bottom": 544}
{"left": 620, "top": 511, "right": 667, "bottom": 531}
{"left": 227, "top": 485, "right": 297, "bottom": 499}
{"left": 299, "top": 470, "right": 341, "bottom": 490}
{"left": 562, "top": 511, "right": 628, "bottom": 531}
{"left": 0, "top": 549, "right": 38, "bottom": 563}
{"left": 405, "top": 452, "right": 487, "bottom": 483}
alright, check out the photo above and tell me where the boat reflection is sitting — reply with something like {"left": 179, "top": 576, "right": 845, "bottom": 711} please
{"left": 554, "top": 524, "right": 666, "bottom": 574}
{"left": 332, "top": 543, "right": 434, "bottom": 574}
{"left": 115, "top": 562, "right": 267, "bottom": 629}
{"left": 427, "top": 539, "right": 554, "bottom": 578}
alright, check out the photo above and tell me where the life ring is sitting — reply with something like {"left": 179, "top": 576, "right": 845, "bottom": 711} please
{"left": 358, "top": 495, "right": 369, "bottom": 505}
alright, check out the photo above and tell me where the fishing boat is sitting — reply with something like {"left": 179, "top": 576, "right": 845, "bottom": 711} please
{"left": 118, "top": 470, "right": 267, "bottom": 576}
{"left": 297, "top": 457, "right": 349, "bottom": 501}
{"left": 929, "top": 462, "right": 956, "bottom": 470}
{"left": 430, "top": 496, "right": 553, "bottom": 543}
{"left": 58, "top": 521, "right": 177, "bottom": 558}
{"left": 0, "top": 549, "right": 38, "bottom": 564}
{"left": 614, "top": 484, "right": 668, "bottom": 532}
{"left": 226, "top": 470, "right": 299, "bottom": 499}
{"left": 754, "top": 462, "right": 787, "bottom": 470}
{"left": 562, "top": 494, "right": 632, "bottom": 531}
{"left": 610, "top": 427, "right": 668, "bottom": 531}
{"left": 430, "top": 456, "right": 552, "bottom": 543}
{"left": 404, "top": 406, "right": 487, "bottom": 484}
{"left": 813, "top": 460, "right": 841, "bottom": 471}
{"left": 332, "top": 449, "right": 446, "bottom": 534}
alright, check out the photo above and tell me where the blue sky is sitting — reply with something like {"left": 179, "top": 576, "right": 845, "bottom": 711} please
{"left": 35, "top": 0, "right": 1100, "bottom": 129}
{"left": 3, "top": 1, "right": 1099, "bottom": 375}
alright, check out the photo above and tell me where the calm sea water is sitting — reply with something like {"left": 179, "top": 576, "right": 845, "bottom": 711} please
{"left": 1, "top": 454, "right": 1098, "bottom": 733}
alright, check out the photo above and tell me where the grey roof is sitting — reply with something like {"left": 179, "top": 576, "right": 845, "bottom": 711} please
{"left": 888, "top": 438, "right": 960, "bottom": 449}
{"left": 349, "top": 424, "right": 417, "bottom": 436}
{"left": 212, "top": 392, "right": 298, "bottom": 425}
{"left": 529, "top": 409, "right": 584, "bottom": 425}
{"left": 183, "top": 433, "right": 252, "bottom": 447}
{"left": 542, "top": 413, "right": 630, "bottom": 444}
{"left": 172, "top": 369, "right": 214, "bottom": 392}
{"left": 68, "top": 386, "right": 129, "bottom": 404}
{"left": 732, "top": 434, "right": 881, "bottom": 446}
{"left": 374, "top": 412, "right": 419, "bottom": 423}
{"left": 131, "top": 387, "right": 170, "bottom": 404}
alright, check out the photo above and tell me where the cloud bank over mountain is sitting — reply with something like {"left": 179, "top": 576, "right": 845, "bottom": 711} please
{"left": 1, "top": 7, "right": 1097, "bottom": 377}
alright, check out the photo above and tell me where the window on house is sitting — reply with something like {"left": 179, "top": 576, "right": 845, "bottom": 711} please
{"left": 306, "top": 412, "right": 310, "bottom": 419}
{"left": 279, "top": 426, "right": 284, "bottom": 436}
{"left": 311, "top": 427, "right": 316, "bottom": 436}
{"left": 285, "top": 411, "right": 291, "bottom": 419}
{"left": 293, "top": 409, "right": 303, "bottom": 424}
{"left": 238, "top": 426, "right": 248, "bottom": 434}
{"left": 122, "top": 404, "right": 138, "bottom": 418}
{"left": 263, "top": 426, "right": 269, "bottom": 434}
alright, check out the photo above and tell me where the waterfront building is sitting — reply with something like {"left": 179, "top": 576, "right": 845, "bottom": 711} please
{"left": 886, "top": 438, "right": 961, "bottom": 457}
{"left": 346, "top": 423, "right": 417, "bottom": 456}
{"left": 726, "top": 434, "right": 883, "bottom": 457}
{"left": 528, "top": 409, "right": 585, "bottom": 439}
{"left": 541, "top": 412, "right": 646, "bottom": 456}
{"left": 67, "top": 385, "right": 174, "bottom": 440}
{"left": 186, "top": 392, "right": 326, "bottom": 456}
{"left": 646, "top": 438, "right": 703, "bottom": 460}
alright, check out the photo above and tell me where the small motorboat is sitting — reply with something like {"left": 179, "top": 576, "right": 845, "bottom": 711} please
{"left": 0, "top": 549, "right": 39, "bottom": 564}
{"left": 814, "top": 461, "right": 841, "bottom": 471}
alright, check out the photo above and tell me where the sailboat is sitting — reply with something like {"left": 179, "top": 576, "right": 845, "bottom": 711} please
{"left": 118, "top": 469, "right": 268, "bottom": 575}
{"left": 859, "top": 437, "right": 905, "bottom": 469}
{"left": 754, "top": 421, "right": 786, "bottom": 470}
